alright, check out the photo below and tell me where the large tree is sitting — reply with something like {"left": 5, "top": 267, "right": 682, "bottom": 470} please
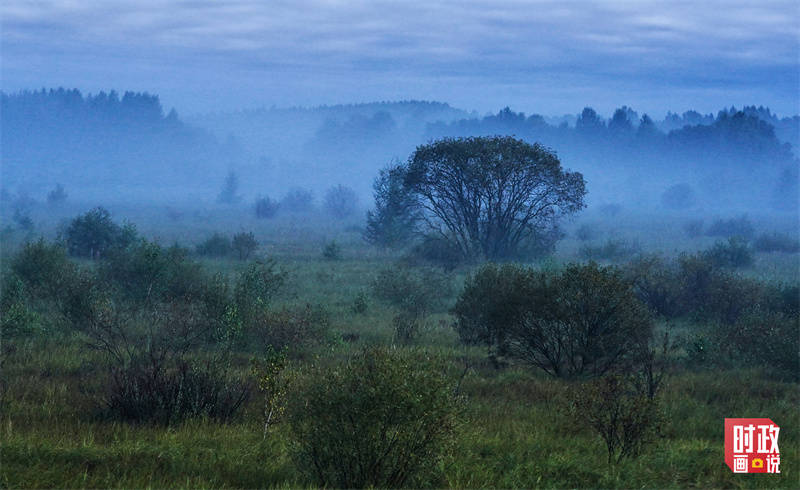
{"left": 403, "top": 136, "right": 586, "bottom": 260}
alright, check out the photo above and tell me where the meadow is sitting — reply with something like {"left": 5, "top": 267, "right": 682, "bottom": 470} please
{"left": 1, "top": 202, "right": 798, "bottom": 489}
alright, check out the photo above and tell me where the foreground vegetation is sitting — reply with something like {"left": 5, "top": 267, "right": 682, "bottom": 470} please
{"left": 1, "top": 204, "right": 798, "bottom": 488}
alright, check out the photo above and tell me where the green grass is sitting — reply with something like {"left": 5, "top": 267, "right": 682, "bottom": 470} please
{"left": 1, "top": 205, "right": 798, "bottom": 488}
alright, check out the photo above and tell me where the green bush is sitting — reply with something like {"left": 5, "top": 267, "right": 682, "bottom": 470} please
{"left": 454, "top": 262, "right": 653, "bottom": 377}
{"left": 280, "top": 187, "right": 315, "bottom": 213}
{"left": 234, "top": 259, "right": 287, "bottom": 324}
{"left": 374, "top": 264, "right": 453, "bottom": 343}
{"left": 702, "top": 236, "right": 753, "bottom": 268}
{"left": 248, "top": 304, "right": 329, "bottom": 353}
{"left": 287, "top": 347, "right": 462, "bottom": 488}
{"left": 63, "top": 207, "right": 137, "bottom": 258}
{"left": 351, "top": 290, "right": 368, "bottom": 314}
{"left": 196, "top": 233, "right": 232, "bottom": 257}
{"left": 364, "top": 164, "right": 419, "bottom": 249}
{"left": 452, "top": 263, "right": 536, "bottom": 365}
{"left": 572, "top": 375, "right": 663, "bottom": 464}
{"left": 250, "top": 347, "right": 290, "bottom": 438}
{"left": 753, "top": 232, "right": 800, "bottom": 253}
{"left": 71, "top": 290, "right": 248, "bottom": 424}
{"left": 406, "top": 235, "right": 464, "bottom": 270}
{"left": 579, "top": 238, "right": 641, "bottom": 262}
{"left": 99, "top": 240, "right": 205, "bottom": 305}
{"left": 323, "top": 184, "right": 359, "bottom": 219}
{"left": 232, "top": 231, "right": 258, "bottom": 260}
{"left": 106, "top": 357, "right": 249, "bottom": 426}
{"left": 372, "top": 264, "right": 452, "bottom": 317}
{"left": 714, "top": 310, "right": 799, "bottom": 379}
{"left": 254, "top": 196, "right": 279, "bottom": 219}
{"left": 624, "top": 255, "right": 683, "bottom": 318}
{"left": 705, "top": 215, "right": 755, "bottom": 239}
{"left": 0, "top": 274, "right": 41, "bottom": 337}
{"left": 321, "top": 240, "right": 341, "bottom": 260}
{"left": 46, "top": 183, "right": 68, "bottom": 206}
{"left": 9, "top": 239, "right": 76, "bottom": 303}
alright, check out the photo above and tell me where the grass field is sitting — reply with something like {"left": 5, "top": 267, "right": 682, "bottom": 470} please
{"left": 1, "top": 203, "right": 798, "bottom": 488}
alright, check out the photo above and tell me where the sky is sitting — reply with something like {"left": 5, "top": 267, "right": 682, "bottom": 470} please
{"left": 1, "top": 0, "right": 798, "bottom": 118}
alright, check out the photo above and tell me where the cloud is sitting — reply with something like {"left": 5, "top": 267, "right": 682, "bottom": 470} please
{"left": 1, "top": 0, "right": 797, "bottom": 115}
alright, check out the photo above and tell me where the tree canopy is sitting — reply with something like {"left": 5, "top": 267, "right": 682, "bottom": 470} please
{"left": 404, "top": 136, "right": 586, "bottom": 260}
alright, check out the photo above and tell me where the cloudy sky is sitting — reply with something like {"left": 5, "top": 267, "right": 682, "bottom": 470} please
{"left": 2, "top": 0, "right": 798, "bottom": 117}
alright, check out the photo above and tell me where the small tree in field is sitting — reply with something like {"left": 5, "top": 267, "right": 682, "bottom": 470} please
{"left": 323, "top": 184, "right": 359, "bottom": 219}
{"left": 232, "top": 231, "right": 258, "bottom": 260}
{"left": 254, "top": 196, "right": 279, "bottom": 219}
{"left": 281, "top": 187, "right": 315, "bottom": 213}
{"left": 217, "top": 171, "right": 242, "bottom": 204}
{"left": 404, "top": 136, "right": 585, "bottom": 260}
{"left": 364, "top": 162, "right": 419, "bottom": 248}
{"left": 47, "top": 183, "right": 68, "bottom": 206}
{"left": 63, "top": 207, "right": 137, "bottom": 258}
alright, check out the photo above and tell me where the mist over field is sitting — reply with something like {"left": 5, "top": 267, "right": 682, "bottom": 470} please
{"left": 1, "top": 1, "right": 798, "bottom": 488}
{"left": 2, "top": 90, "right": 798, "bottom": 215}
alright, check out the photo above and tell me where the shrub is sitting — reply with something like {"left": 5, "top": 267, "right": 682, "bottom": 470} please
{"left": 624, "top": 255, "right": 683, "bottom": 319}
{"left": 700, "top": 272, "right": 764, "bottom": 325}
{"left": 63, "top": 207, "right": 137, "bottom": 258}
{"left": 323, "top": 184, "right": 359, "bottom": 219}
{"left": 660, "top": 183, "right": 695, "bottom": 209}
{"left": 454, "top": 263, "right": 654, "bottom": 377}
{"left": 217, "top": 170, "right": 242, "bottom": 204}
{"left": 514, "top": 225, "right": 563, "bottom": 260}
{"left": 579, "top": 238, "right": 641, "bottom": 262}
{"left": 351, "top": 291, "right": 368, "bottom": 314}
{"left": 196, "top": 233, "right": 232, "bottom": 257}
{"left": 753, "top": 232, "right": 800, "bottom": 253}
{"left": 281, "top": 187, "right": 315, "bottom": 213}
{"left": 250, "top": 347, "right": 290, "bottom": 438}
{"left": 572, "top": 375, "right": 663, "bottom": 464}
{"left": 373, "top": 265, "right": 452, "bottom": 318}
{"left": 46, "top": 183, "right": 68, "bottom": 206}
{"left": 232, "top": 231, "right": 258, "bottom": 260}
{"left": 68, "top": 285, "right": 249, "bottom": 425}
{"left": 248, "top": 304, "right": 329, "bottom": 353}
{"left": 674, "top": 253, "right": 716, "bottom": 314}
{"left": 702, "top": 236, "right": 753, "bottom": 268}
{"left": 106, "top": 357, "right": 249, "bottom": 426}
{"left": 321, "top": 240, "right": 341, "bottom": 260}
{"left": 705, "top": 215, "right": 755, "bottom": 239}
{"left": 254, "top": 196, "right": 279, "bottom": 219}
{"left": 716, "top": 310, "right": 799, "bottom": 379}
{"left": 98, "top": 241, "right": 206, "bottom": 305}
{"left": 9, "top": 239, "right": 77, "bottom": 303}
{"left": 452, "top": 263, "right": 536, "bottom": 365}
{"left": 406, "top": 235, "right": 464, "bottom": 270}
{"left": 287, "top": 347, "right": 462, "bottom": 488}
{"left": 234, "top": 259, "right": 286, "bottom": 324}
{"left": 12, "top": 208, "right": 33, "bottom": 232}
{"left": 364, "top": 163, "right": 419, "bottom": 248}
{"left": 0, "top": 274, "right": 41, "bottom": 336}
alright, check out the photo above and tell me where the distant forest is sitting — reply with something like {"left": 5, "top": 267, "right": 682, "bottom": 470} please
{"left": 1, "top": 88, "right": 797, "bottom": 210}
{"left": 1, "top": 89, "right": 231, "bottom": 200}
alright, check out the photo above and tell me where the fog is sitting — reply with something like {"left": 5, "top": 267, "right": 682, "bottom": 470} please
{"left": 1, "top": 0, "right": 798, "bottom": 231}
